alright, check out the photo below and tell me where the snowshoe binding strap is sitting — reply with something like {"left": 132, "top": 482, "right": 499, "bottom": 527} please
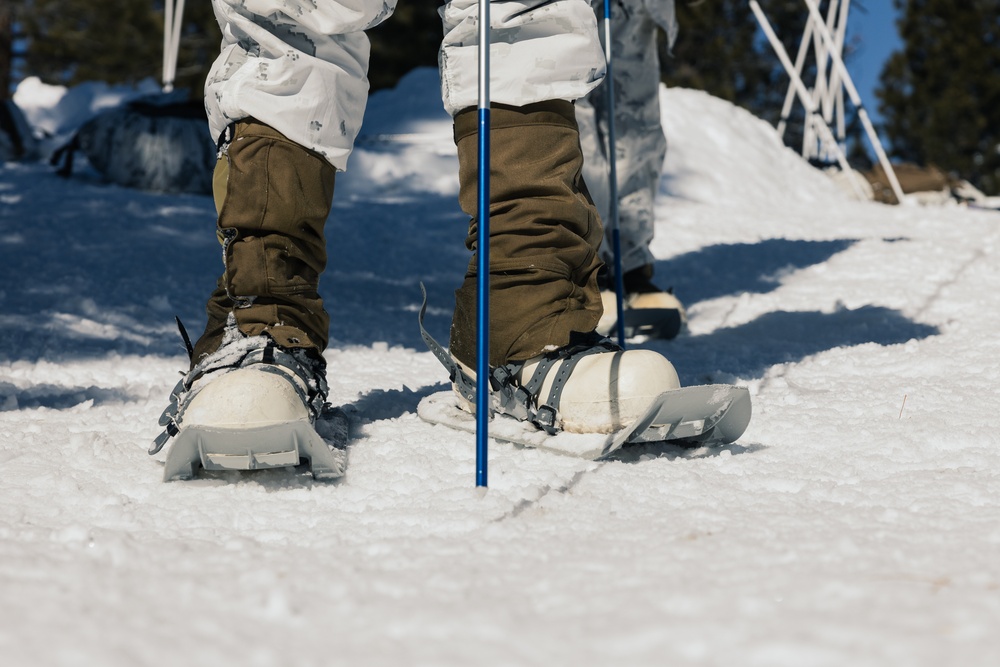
{"left": 149, "top": 319, "right": 329, "bottom": 455}
{"left": 491, "top": 332, "right": 619, "bottom": 434}
{"left": 174, "top": 316, "right": 195, "bottom": 362}
{"left": 418, "top": 283, "right": 478, "bottom": 404}
{"left": 417, "top": 284, "right": 620, "bottom": 435}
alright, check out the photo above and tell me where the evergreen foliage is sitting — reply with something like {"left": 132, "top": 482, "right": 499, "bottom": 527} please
{"left": 164, "top": 1, "right": 221, "bottom": 96}
{"left": 877, "top": 0, "right": 1000, "bottom": 195}
{"left": 20, "top": 0, "right": 218, "bottom": 97}
{"left": 661, "top": 1, "right": 875, "bottom": 161}
{"left": 14, "top": 0, "right": 437, "bottom": 96}
{"left": 1, "top": 3, "right": 14, "bottom": 100}
{"left": 22, "top": 0, "right": 162, "bottom": 86}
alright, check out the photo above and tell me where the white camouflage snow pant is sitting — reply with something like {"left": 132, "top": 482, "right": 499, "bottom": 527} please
{"left": 205, "top": 0, "right": 606, "bottom": 171}
{"left": 577, "top": 0, "right": 676, "bottom": 275}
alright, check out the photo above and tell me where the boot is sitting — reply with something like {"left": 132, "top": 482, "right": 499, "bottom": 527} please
{"left": 151, "top": 316, "right": 344, "bottom": 481}
{"left": 446, "top": 335, "right": 681, "bottom": 434}
{"left": 597, "top": 264, "right": 687, "bottom": 339}
{"left": 443, "top": 102, "right": 681, "bottom": 435}
{"left": 151, "top": 120, "right": 341, "bottom": 480}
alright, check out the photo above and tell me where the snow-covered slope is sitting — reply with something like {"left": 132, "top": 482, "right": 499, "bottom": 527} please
{"left": 2, "top": 68, "right": 999, "bottom": 666}
{"left": 660, "top": 86, "right": 844, "bottom": 209}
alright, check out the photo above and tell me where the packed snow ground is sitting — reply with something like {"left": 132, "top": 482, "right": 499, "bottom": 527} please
{"left": 2, "top": 68, "right": 999, "bottom": 665}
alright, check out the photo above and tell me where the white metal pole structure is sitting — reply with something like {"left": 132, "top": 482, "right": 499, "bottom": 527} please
{"left": 812, "top": 0, "right": 848, "bottom": 162}
{"left": 162, "top": 0, "right": 186, "bottom": 93}
{"left": 776, "top": 15, "right": 815, "bottom": 141}
{"left": 749, "top": 0, "right": 868, "bottom": 200}
{"left": 828, "top": 0, "right": 852, "bottom": 151}
{"left": 474, "top": 0, "right": 491, "bottom": 488}
{"left": 777, "top": 0, "right": 849, "bottom": 162}
{"left": 800, "top": 0, "right": 905, "bottom": 204}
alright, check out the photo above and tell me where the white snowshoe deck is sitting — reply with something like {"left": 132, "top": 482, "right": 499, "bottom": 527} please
{"left": 417, "top": 384, "right": 751, "bottom": 460}
{"left": 162, "top": 408, "right": 349, "bottom": 482}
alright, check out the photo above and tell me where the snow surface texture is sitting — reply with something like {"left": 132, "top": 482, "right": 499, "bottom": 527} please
{"left": 2, "top": 67, "right": 999, "bottom": 665}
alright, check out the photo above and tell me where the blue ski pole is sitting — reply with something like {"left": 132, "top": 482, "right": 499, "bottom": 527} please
{"left": 475, "top": 0, "right": 491, "bottom": 488}
{"left": 603, "top": 0, "right": 627, "bottom": 349}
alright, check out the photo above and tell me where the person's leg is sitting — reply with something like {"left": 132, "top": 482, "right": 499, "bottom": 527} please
{"left": 152, "top": 0, "right": 396, "bottom": 476}
{"left": 440, "top": 0, "right": 608, "bottom": 366}
{"left": 450, "top": 101, "right": 604, "bottom": 367}
{"left": 436, "top": 0, "right": 680, "bottom": 434}
{"left": 581, "top": 0, "right": 686, "bottom": 337}
{"left": 586, "top": 0, "right": 664, "bottom": 275}
{"left": 192, "top": 120, "right": 336, "bottom": 362}
{"left": 193, "top": 0, "right": 396, "bottom": 363}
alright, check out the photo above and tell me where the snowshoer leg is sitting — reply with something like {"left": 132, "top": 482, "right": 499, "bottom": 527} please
{"left": 191, "top": 119, "right": 335, "bottom": 362}
{"left": 151, "top": 120, "right": 343, "bottom": 481}
{"left": 450, "top": 100, "right": 605, "bottom": 366}
{"left": 153, "top": 0, "right": 384, "bottom": 481}
{"left": 578, "top": 0, "right": 685, "bottom": 340}
{"left": 440, "top": 100, "right": 683, "bottom": 435}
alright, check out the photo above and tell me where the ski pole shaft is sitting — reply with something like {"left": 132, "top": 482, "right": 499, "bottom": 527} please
{"left": 603, "top": 0, "right": 626, "bottom": 349}
{"left": 475, "top": 0, "right": 491, "bottom": 488}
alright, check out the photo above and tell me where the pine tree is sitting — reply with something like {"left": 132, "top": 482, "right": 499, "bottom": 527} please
{"left": 22, "top": 0, "right": 162, "bottom": 87}
{"left": 877, "top": 0, "right": 1000, "bottom": 195}
{"left": 19, "top": 0, "right": 218, "bottom": 97}
{"left": 367, "top": 0, "right": 441, "bottom": 92}
{"left": 165, "top": 1, "right": 222, "bottom": 97}
{"left": 664, "top": 0, "right": 792, "bottom": 113}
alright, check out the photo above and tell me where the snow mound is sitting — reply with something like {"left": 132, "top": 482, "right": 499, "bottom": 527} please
{"left": 338, "top": 71, "right": 844, "bottom": 209}
{"left": 661, "top": 87, "right": 844, "bottom": 209}
{"left": 13, "top": 76, "right": 165, "bottom": 155}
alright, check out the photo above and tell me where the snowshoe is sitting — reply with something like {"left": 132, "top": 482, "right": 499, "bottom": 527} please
{"left": 418, "top": 285, "right": 750, "bottom": 458}
{"left": 150, "top": 318, "right": 346, "bottom": 482}
{"left": 418, "top": 383, "right": 751, "bottom": 459}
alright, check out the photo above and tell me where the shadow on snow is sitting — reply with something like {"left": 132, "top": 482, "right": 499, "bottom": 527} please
{"left": 648, "top": 305, "right": 939, "bottom": 385}
{"left": 1, "top": 175, "right": 937, "bottom": 419}
{"left": 0, "top": 381, "right": 136, "bottom": 411}
{"left": 654, "top": 238, "right": 857, "bottom": 303}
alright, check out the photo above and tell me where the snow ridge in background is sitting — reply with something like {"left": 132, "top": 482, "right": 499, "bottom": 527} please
{"left": 2, "top": 68, "right": 1000, "bottom": 666}
{"left": 661, "top": 87, "right": 844, "bottom": 208}
{"left": 13, "top": 76, "right": 163, "bottom": 154}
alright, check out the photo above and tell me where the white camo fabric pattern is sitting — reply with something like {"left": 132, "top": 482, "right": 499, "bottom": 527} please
{"left": 205, "top": 0, "right": 606, "bottom": 171}
{"left": 438, "top": 0, "right": 605, "bottom": 116}
{"left": 577, "top": 0, "right": 676, "bottom": 273}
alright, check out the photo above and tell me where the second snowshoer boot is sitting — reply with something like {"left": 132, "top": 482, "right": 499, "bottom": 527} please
{"left": 597, "top": 264, "right": 687, "bottom": 340}
{"left": 151, "top": 120, "right": 343, "bottom": 481}
{"left": 437, "top": 101, "right": 682, "bottom": 436}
